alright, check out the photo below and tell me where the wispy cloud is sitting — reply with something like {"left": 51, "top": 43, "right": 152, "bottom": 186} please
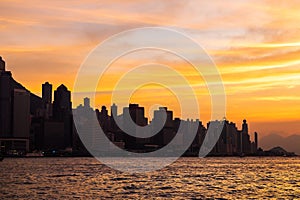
{"left": 0, "top": 0, "right": 300, "bottom": 126}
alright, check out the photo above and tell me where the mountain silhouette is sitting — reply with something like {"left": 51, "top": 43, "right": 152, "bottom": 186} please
{"left": 260, "top": 134, "right": 300, "bottom": 155}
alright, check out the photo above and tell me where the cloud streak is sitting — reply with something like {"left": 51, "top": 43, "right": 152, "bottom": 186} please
{"left": 0, "top": 0, "right": 299, "bottom": 132}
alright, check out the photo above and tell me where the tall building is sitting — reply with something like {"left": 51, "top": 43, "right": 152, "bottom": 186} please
{"left": 254, "top": 132, "right": 258, "bottom": 149}
{"left": 210, "top": 120, "right": 239, "bottom": 155}
{"left": 12, "top": 89, "right": 30, "bottom": 138}
{"left": 128, "top": 104, "right": 147, "bottom": 126}
{"left": 242, "top": 119, "right": 248, "bottom": 133}
{"left": 241, "top": 119, "right": 251, "bottom": 154}
{"left": 152, "top": 107, "right": 174, "bottom": 146}
{"left": 110, "top": 103, "right": 118, "bottom": 130}
{"left": 98, "top": 106, "right": 109, "bottom": 132}
{"left": 123, "top": 104, "right": 148, "bottom": 149}
{"left": 42, "top": 82, "right": 53, "bottom": 118}
{"left": 110, "top": 103, "right": 123, "bottom": 141}
{"left": 0, "top": 56, "right": 5, "bottom": 71}
{"left": 0, "top": 57, "right": 13, "bottom": 137}
{"left": 253, "top": 131, "right": 258, "bottom": 153}
{"left": 153, "top": 107, "right": 173, "bottom": 128}
{"left": 53, "top": 84, "right": 72, "bottom": 148}
{"left": 72, "top": 98, "right": 94, "bottom": 155}
{"left": 111, "top": 103, "right": 117, "bottom": 118}
{"left": 53, "top": 84, "right": 71, "bottom": 120}
{"left": 83, "top": 97, "right": 90, "bottom": 108}
{"left": 42, "top": 82, "right": 52, "bottom": 104}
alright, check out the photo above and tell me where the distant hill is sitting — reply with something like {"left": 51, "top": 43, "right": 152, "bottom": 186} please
{"left": 260, "top": 134, "right": 300, "bottom": 155}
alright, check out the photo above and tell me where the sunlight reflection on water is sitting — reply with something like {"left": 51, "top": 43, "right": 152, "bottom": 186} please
{"left": 0, "top": 157, "right": 299, "bottom": 199}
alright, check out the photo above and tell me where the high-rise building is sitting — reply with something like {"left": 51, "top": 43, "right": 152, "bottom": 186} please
{"left": 128, "top": 104, "right": 147, "bottom": 126}
{"left": 110, "top": 103, "right": 122, "bottom": 141}
{"left": 242, "top": 119, "right": 248, "bottom": 134}
{"left": 12, "top": 89, "right": 30, "bottom": 138}
{"left": 111, "top": 103, "right": 117, "bottom": 118}
{"left": 0, "top": 56, "right": 5, "bottom": 71}
{"left": 123, "top": 104, "right": 148, "bottom": 149}
{"left": 53, "top": 84, "right": 71, "bottom": 120}
{"left": 83, "top": 97, "right": 90, "bottom": 108}
{"left": 152, "top": 107, "right": 174, "bottom": 146}
{"left": 242, "top": 119, "right": 251, "bottom": 154}
{"left": 42, "top": 82, "right": 52, "bottom": 104}
{"left": 153, "top": 107, "right": 173, "bottom": 128}
{"left": 42, "top": 82, "right": 52, "bottom": 118}
{"left": 98, "top": 106, "right": 109, "bottom": 132}
{"left": 254, "top": 131, "right": 258, "bottom": 152}
{"left": 53, "top": 84, "right": 72, "bottom": 148}
{"left": 0, "top": 57, "right": 13, "bottom": 137}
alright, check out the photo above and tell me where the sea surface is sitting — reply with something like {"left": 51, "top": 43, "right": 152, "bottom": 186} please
{"left": 0, "top": 157, "right": 299, "bottom": 199}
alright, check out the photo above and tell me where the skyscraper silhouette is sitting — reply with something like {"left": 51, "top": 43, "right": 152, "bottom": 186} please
{"left": 42, "top": 82, "right": 52, "bottom": 104}
{"left": 53, "top": 84, "right": 71, "bottom": 120}
{"left": 42, "top": 82, "right": 53, "bottom": 118}
{"left": 152, "top": 107, "right": 174, "bottom": 146}
{"left": 83, "top": 97, "right": 90, "bottom": 108}
{"left": 0, "top": 56, "right": 5, "bottom": 71}
{"left": 0, "top": 57, "right": 12, "bottom": 137}
{"left": 110, "top": 103, "right": 118, "bottom": 131}
{"left": 254, "top": 131, "right": 258, "bottom": 152}
{"left": 53, "top": 84, "right": 72, "bottom": 148}
{"left": 12, "top": 89, "right": 30, "bottom": 138}
{"left": 123, "top": 104, "right": 148, "bottom": 149}
{"left": 111, "top": 103, "right": 117, "bottom": 119}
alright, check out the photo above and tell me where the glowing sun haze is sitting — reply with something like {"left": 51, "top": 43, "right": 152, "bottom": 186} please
{"left": 1, "top": 0, "right": 300, "bottom": 137}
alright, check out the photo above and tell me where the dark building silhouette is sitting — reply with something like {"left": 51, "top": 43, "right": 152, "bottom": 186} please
{"left": 71, "top": 98, "right": 94, "bottom": 156}
{"left": 109, "top": 103, "right": 124, "bottom": 143}
{"left": 97, "top": 106, "right": 109, "bottom": 132}
{"left": 12, "top": 89, "right": 30, "bottom": 138}
{"left": 110, "top": 103, "right": 118, "bottom": 132}
{"left": 254, "top": 131, "right": 258, "bottom": 151}
{"left": 123, "top": 104, "right": 148, "bottom": 149}
{"left": 111, "top": 103, "right": 117, "bottom": 118}
{"left": 0, "top": 56, "right": 5, "bottom": 71}
{"left": 42, "top": 82, "right": 52, "bottom": 104}
{"left": 208, "top": 120, "right": 238, "bottom": 155}
{"left": 53, "top": 84, "right": 72, "bottom": 148}
{"left": 241, "top": 119, "right": 251, "bottom": 154}
{"left": 53, "top": 84, "right": 71, "bottom": 120}
{"left": 42, "top": 82, "right": 53, "bottom": 119}
{"left": 0, "top": 57, "right": 12, "bottom": 137}
{"left": 188, "top": 119, "right": 206, "bottom": 154}
{"left": 152, "top": 107, "right": 174, "bottom": 146}
{"left": 83, "top": 97, "right": 90, "bottom": 108}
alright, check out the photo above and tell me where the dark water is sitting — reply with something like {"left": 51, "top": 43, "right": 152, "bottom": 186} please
{"left": 0, "top": 157, "right": 299, "bottom": 199}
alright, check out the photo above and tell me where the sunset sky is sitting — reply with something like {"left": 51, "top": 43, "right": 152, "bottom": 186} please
{"left": 1, "top": 0, "right": 300, "bottom": 138}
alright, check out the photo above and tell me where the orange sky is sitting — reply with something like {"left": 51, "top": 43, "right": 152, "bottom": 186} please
{"left": 0, "top": 0, "right": 300, "bottom": 137}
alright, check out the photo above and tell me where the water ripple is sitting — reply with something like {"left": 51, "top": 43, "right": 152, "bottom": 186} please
{"left": 0, "top": 157, "right": 299, "bottom": 199}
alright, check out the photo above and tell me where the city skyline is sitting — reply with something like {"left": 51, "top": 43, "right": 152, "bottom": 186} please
{"left": 2, "top": 56, "right": 299, "bottom": 155}
{"left": 1, "top": 1, "right": 300, "bottom": 139}
{"left": 0, "top": 57, "right": 264, "bottom": 143}
{"left": 1, "top": 55, "right": 300, "bottom": 139}
{"left": 0, "top": 57, "right": 262, "bottom": 157}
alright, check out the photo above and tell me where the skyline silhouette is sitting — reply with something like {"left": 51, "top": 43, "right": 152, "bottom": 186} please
{"left": 0, "top": 56, "right": 297, "bottom": 156}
